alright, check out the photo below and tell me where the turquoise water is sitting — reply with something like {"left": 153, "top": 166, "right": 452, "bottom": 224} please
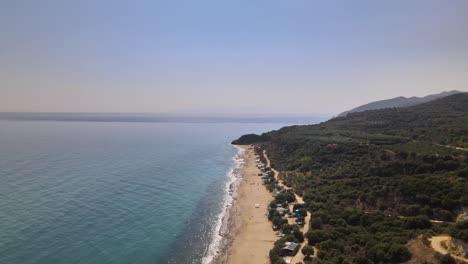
{"left": 0, "top": 118, "right": 324, "bottom": 263}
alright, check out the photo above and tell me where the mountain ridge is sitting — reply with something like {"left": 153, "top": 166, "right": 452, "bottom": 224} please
{"left": 338, "top": 90, "right": 463, "bottom": 117}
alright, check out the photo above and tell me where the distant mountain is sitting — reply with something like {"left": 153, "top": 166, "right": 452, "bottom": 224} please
{"left": 233, "top": 92, "right": 468, "bottom": 149}
{"left": 0, "top": 112, "right": 329, "bottom": 124}
{"left": 338, "top": 90, "right": 463, "bottom": 117}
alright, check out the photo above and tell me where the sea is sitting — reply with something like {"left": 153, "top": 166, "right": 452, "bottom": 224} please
{"left": 0, "top": 113, "right": 327, "bottom": 264}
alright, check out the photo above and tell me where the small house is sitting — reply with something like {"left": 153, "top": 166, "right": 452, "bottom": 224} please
{"left": 281, "top": 242, "right": 300, "bottom": 256}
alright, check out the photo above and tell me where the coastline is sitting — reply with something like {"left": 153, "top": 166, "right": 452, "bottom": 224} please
{"left": 202, "top": 145, "right": 245, "bottom": 264}
{"left": 213, "top": 145, "right": 277, "bottom": 264}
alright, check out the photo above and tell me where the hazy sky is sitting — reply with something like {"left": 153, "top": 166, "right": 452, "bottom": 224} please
{"left": 1, "top": 0, "right": 467, "bottom": 114}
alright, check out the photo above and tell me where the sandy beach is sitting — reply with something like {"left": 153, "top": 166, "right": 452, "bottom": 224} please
{"left": 217, "top": 145, "right": 277, "bottom": 264}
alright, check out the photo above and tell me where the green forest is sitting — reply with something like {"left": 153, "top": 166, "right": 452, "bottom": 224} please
{"left": 233, "top": 93, "right": 468, "bottom": 264}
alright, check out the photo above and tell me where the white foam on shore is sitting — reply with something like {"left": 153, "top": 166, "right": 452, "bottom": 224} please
{"left": 200, "top": 145, "right": 245, "bottom": 264}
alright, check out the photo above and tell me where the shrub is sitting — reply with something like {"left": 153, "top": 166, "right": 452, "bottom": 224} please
{"left": 437, "top": 253, "right": 456, "bottom": 264}
{"left": 306, "top": 230, "right": 329, "bottom": 245}
{"left": 311, "top": 218, "right": 323, "bottom": 229}
{"left": 301, "top": 245, "right": 315, "bottom": 257}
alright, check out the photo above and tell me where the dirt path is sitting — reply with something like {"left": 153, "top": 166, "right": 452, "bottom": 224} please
{"left": 263, "top": 150, "right": 315, "bottom": 263}
{"left": 435, "top": 143, "right": 468, "bottom": 152}
{"left": 430, "top": 235, "right": 468, "bottom": 263}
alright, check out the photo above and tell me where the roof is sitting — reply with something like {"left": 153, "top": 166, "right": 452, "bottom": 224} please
{"left": 284, "top": 242, "right": 299, "bottom": 251}
{"left": 276, "top": 207, "right": 286, "bottom": 214}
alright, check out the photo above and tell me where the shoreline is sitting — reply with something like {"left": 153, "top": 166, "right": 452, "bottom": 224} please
{"left": 202, "top": 145, "right": 244, "bottom": 264}
{"left": 213, "top": 144, "right": 277, "bottom": 264}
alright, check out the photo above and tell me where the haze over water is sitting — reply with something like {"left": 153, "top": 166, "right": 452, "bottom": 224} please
{"left": 0, "top": 115, "right": 326, "bottom": 263}
{"left": 1, "top": 0, "right": 467, "bottom": 263}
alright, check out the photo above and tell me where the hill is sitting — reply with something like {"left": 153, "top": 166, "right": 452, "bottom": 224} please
{"left": 338, "top": 90, "right": 462, "bottom": 117}
{"left": 233, "top": 93, "right": 468, "bottom": 264}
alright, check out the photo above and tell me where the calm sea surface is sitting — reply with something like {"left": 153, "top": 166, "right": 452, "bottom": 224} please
{"left": 0, "top": 116, "right": 325, "bottom": 264}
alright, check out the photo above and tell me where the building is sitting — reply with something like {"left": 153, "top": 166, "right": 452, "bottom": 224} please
{"left": 276, "top": 207, "right": 288, "bottom": 215}
{"left": 281, "top": 242, "right": 300, "bottom": 256}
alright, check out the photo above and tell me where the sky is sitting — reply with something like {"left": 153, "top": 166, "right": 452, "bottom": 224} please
{"left": 1, "top": 0, "right": 467, "bottom": 114}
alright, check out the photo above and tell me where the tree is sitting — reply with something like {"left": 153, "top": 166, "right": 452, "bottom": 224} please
{"left": 351, "top": 256, "right": 372, "bottom": 264}
{"left": 402, "top": 215, "right": 431, "bottom": 229}
{"left": 306, "top": 230, "right": 329, "bottom": 245}
{"left": 274, "top": 259, "right": 287, "bottom": 264}
{"left": 293, "top": 229, "right": 305, "bottom": 243}
{"left": 311, "top": 217, "right": 323, "bottom": 229}
{"left": 270, "top": 249, "right": 281, "bottom": 263}
{"left": 301, "top": 245, "right": 315, "bottom": 257}
{"left": 438, "top": 253, "right": 456, "bottom": 264}
{"left": 299, "top": 208, "right": 308, "bottom": 217}
{"left": 272, "top": 216, "right": 283, "bottom": 227}
{"left": 281, "top": 224, "right": 295, "bottom": 234}
{"left": 346, "top": 214, "right": 360, "bottom": 226}
{"left": 387, "top": 244, "right": 411, "bottom": 262}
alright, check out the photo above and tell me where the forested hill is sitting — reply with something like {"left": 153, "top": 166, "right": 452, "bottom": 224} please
{"left": 234, "top": 92, "right": 468, "bottom": 160}
{"left": 337, "top": 90, "right": 462, "bottom": 117}
{"left": 233, "top": 93, "right": 468, "bottom": 264}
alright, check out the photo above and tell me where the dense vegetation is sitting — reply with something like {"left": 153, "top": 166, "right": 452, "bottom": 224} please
{"left": 234, "top": 93, "right": 468, "bottom": 263}
{"left": 231, "top": 133, "right": 271, "bottom": 145}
